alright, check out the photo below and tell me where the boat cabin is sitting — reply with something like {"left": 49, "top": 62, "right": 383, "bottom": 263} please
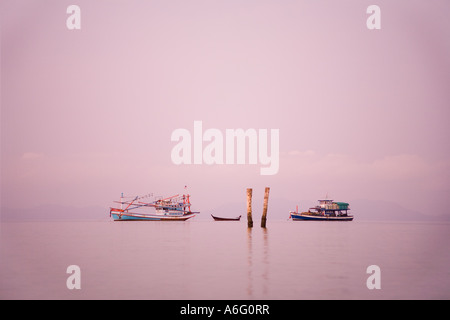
{"left": 310, "top": 200, "right": 350, "bottom": 217}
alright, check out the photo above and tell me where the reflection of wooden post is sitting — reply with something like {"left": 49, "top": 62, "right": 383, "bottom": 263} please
{"left": 261, "top": 187, "right": 270, "bottom": 228}
{"left": 247, "top": 188, "right": 253, "bottom": 228}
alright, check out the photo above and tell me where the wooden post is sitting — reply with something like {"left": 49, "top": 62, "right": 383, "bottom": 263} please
{"left": 261, "top": 187, "right": 270, "bottom": 228}
{"left": 247, "top": 188, "right": 253, "bottom": 228}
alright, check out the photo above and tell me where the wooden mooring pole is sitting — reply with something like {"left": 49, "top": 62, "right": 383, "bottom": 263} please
{"left": 261, "top": 187, "right": 270, "bottom": 228}
{"left": 247, "top": 188, "right": 253, "bottom": 228}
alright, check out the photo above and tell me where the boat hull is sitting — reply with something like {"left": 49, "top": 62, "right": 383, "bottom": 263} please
{"left": 211, "top": 214, "right": 241, "bottom": 221}
{"left": 111, "top": 211, "right": 196, "bottom": 221}
{"left": 290, "top": 212, "right": 353, "bottom": 221}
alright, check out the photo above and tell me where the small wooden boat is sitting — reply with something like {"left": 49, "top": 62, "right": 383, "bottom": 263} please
{"left": 211, "top": 214, "right": 241, "bottom": 221}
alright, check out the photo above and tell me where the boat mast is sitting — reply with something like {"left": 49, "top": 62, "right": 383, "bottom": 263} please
{"left": 186, "top": 194, "right": 191, "bottom": 213}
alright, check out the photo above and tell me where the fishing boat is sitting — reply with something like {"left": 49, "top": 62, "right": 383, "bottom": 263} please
{"left": 290, "top": 199, "right": 354, "bottom": 221}
{"left": 211, "top": 214, "right": 241, "bottom": 221}
{"left": 110, "top": 193, "right": 199, "bottom": 221}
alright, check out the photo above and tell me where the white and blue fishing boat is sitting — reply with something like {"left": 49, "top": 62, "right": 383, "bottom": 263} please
{"left": 290, "top": 199, "right": 354, "bottom": 221}
{"left": 110, "top": 193, "right": 199, "bottom": 221}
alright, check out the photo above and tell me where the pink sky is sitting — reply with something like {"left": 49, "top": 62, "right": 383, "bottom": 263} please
{"left": 1, "top": 1, "right": 449, "bottom": 218}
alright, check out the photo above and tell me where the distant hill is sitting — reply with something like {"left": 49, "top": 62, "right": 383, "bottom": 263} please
{"left": 1, "top": 204, "right": 108, "bottom": 221}
{"left": 207, "top": 198, "right": 449, "bottom": 222}
{"left": 2, "top": 199, "right": 448, "bottom": 222}
{"left": 349, "top": 199, "right": 448, "bottom": 221}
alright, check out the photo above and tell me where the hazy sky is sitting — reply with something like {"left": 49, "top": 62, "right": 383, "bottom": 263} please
{"left": 1, "top": 1, "right": 449, "bottom": 217}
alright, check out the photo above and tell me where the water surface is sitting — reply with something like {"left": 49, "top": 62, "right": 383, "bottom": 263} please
{"left": 1, "top": 220, "right": 449, "bottom": 299}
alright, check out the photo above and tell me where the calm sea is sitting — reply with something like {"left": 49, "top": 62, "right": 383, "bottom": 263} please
{"left": 1, "top": 219, "right": 449, "bottom": 300}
